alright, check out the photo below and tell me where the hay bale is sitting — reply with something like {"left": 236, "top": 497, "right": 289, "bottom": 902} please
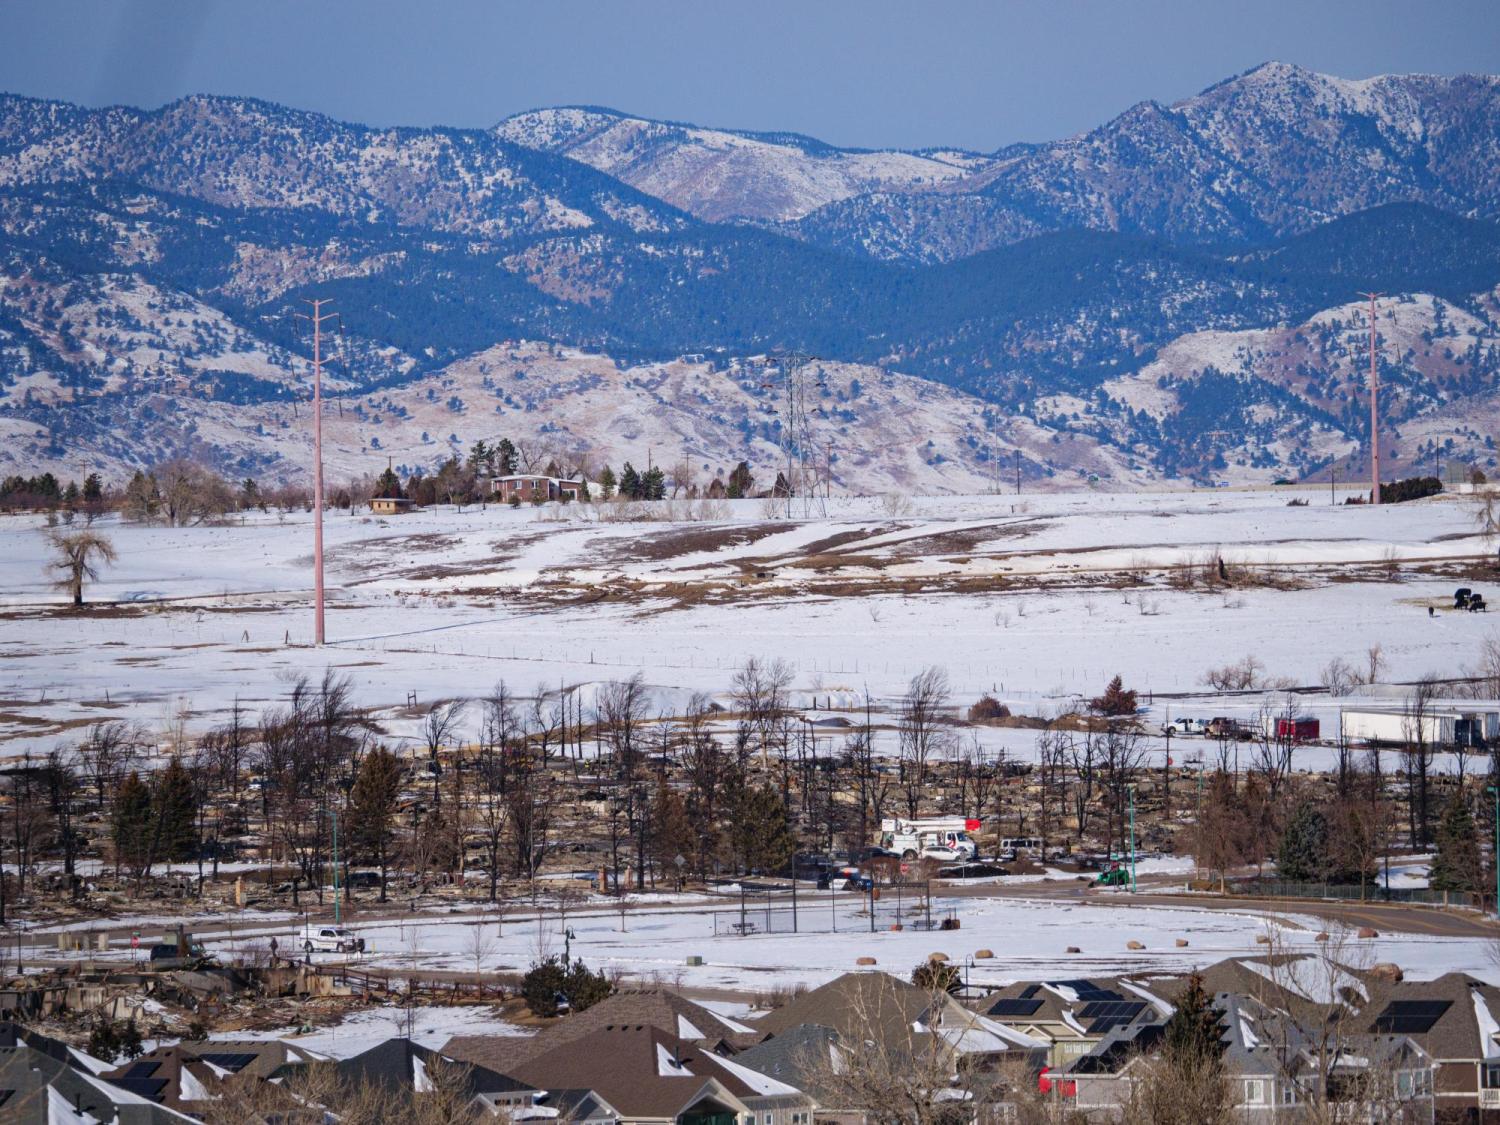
{"left": 1369, "top": 962, "right": 1403, "bottom": 983}
{"left": 1314, "top": 931, "right": 1330, "bottom": 942}
{"left": 1255, "top": 934, "right": 1272, "bottom": 945}
{"left": 928, "top": 952, "right": 949, "bottom": 963}
{"left": 1126, "top": 940, "right": 1145, "bottom": 950}
{"left": 1175, "top": 939, "right": 1189, "bottom": 948}
{"left": 1357, "top": 927, "right": 1379, "bottom": 939}
{"left": 855, "top": 956, "right": 877, "bottom": 966}
{"left": 1065, "top": 946, "right": 1081, "bottom": 954}
{"left": 974, "top": 949, "right": 994, "bottom": 959}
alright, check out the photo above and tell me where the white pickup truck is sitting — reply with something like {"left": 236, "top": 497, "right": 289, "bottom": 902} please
{"left": 301, "top": 925, "right": 365, "bottom": 954}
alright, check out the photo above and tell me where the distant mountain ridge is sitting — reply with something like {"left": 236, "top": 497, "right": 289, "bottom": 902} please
{"left": 492, "top": 64, "right": 1500, "bottom": 263}
{"left": 2, "top": 65, "right": 1500, "bottom": 490}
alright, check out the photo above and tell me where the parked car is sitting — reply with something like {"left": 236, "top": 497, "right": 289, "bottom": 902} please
{"left": 1162, "top": 717, "right": 1206, "bottom": 736}
{"left": 921, "top": 845, "right": 964, "bottom": 862}
{"left": 302, "top": 925, "right": 365, "bottom": 954}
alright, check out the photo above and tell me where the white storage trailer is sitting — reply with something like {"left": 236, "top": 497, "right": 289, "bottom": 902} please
{"left": 1340, "top": 706, "right": 1500, "bottom": 747}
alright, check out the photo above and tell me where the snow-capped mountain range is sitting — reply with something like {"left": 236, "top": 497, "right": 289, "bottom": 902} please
{"left": 1, "top": 62, "right": 1499, "bottom": 491}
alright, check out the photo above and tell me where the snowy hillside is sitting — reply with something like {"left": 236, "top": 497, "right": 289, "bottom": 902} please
{"left": 495, "top": 106, "right": 983, "bottom": 222}
{"left": 793, "top": 63, "right": 1500, "bottom": 263}
{"left": 0, "top": 341, "right": 1140, "bottom": 493}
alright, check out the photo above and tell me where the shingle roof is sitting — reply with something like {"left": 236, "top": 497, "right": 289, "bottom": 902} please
{"left": 181, "top": 1037, "right": 326, "bottom": 1080}
{"left": 1064, "top": 1021, "right": 1169, "bottom": 1075}
{"left": 731, "top": 1024, "right": 841, "bottom": 1104}
{"left": 755, "top": 971, "right": 1044, "bottom": 1058}
{"left": 1361, "top": 972, "right": 1500, "bottom": 1061}
{"left": 330, "top": 1037, "right": 535, "bottom": 1100}
{"left": 102, "top": 1046, "right": 227, "bottom": 1111}
{"left": 0, "top": 1044, "right": 197, "bottom": 1124}
{"left": 445, "top": 988, "right": 763, "bottom": 1074}
{"left": 510, "top": 1024, "right": 805, "bottom": 1120}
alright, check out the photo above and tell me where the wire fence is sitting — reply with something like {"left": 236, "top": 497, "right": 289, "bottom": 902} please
{"left": 1228, "top": 880, "right": 1479, "bottom": 910}
{"left": 708, "top": 887, "right": 960, "bottom": 936}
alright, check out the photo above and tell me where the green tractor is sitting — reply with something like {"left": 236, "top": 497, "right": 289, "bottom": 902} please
{"left": 1093, "top": 862, "right": 1131, "bottom": 889}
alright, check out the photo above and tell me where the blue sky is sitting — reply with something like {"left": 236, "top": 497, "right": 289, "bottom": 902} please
{"left": 3, "top": 1, "right": 1497, "bottom": 150}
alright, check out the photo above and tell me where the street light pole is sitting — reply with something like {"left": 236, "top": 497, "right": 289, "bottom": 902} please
{"left": 1489, "top": 785, "right": 1499, "bottom": 921}
{"left": 1128, "top": 785, "right": 1138, "bottom": 894}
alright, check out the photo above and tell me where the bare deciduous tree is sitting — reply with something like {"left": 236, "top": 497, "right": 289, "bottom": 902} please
{"left": 898, "top": 665, "right": 951, "bottom": 817}
{"left": 46, "top": 528, "right": 116, "bottom": 606}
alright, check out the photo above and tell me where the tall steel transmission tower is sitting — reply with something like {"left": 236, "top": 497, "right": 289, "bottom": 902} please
{"left": 773, "top": 351, "right": 826, "bottom": 518}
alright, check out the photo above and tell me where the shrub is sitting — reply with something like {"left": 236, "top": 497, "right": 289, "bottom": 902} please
{"left": 910, "top": 959, "right": 962, "bottom": 994}
{"left": 522, "top": 956, "right": 613, "bottom": 1018}
{"left": 1379, "top": 476, "right": 1442, "bottom": 504}
{"left": 967, "top": 695, "right": 1011, "bottom": 721}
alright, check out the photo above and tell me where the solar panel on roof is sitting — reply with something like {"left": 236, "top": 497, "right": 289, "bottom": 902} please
{"left": 199, "top": 1052, "right": 258, "bottom": 1072}
{"left": 1077, "top": 1001, "right": 1145, "bottom": 1021}
{"left": 1372, "top": 999, "right": 1452, "bottom": 1034}
{"left": 1019, "top": 984, "right": 1041, "bottom": 999}
{"left": 987, "top": 998, "right": 1044, "bottom": 1018}
{"left": 1052, "top": 979, "right": 1126, "bottom": 1002}
{"left": 1087, "top": 1015, "right": 1140, "bottom": 1034}
{"left": 111, "top": 1077, "right": 168, "bottom": 1101}
{"left": 121, "top": 1061, "right": 160, "bottom": 1079}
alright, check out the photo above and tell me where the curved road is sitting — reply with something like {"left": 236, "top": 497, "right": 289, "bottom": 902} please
{"left": 940, "top": 874, "right": 1499, "bottom": 938}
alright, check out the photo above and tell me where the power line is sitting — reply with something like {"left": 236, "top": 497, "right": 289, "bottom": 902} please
{"left": 1359, "top": 292, "right": 1383, "bottom": 506}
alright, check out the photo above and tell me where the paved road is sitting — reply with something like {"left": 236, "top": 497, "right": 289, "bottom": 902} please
{"left": 940, "top": 875, "right": 1499, "bottom": 938}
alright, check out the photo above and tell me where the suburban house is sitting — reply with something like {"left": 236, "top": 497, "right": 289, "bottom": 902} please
{"left": 1357, "top": 972, "right": 1500, "bottom": 1118}
{"left": 446, "top": 988, "right": 765, "bottom": 1074}
{"left": 177, "top": 1036, "right": 327, "bottom": 1080}
{"left": 281, "top": 1037, "right": 541, "bottom": 1117}
{"left": 0, "top": 1040, "right": 197, "bottom": 1124}
{"left": 755, "top": 971, "right": 1048, "bottom": 1075}
{"left": 978, "top": 976, "right": 1172, "bottom": 1068}
{"left": 492, "top": 474, "right": 585, "bottom": 502}
{"left": 1062, "top": 989, "right": 1436, "bottom": 1121}
{"left": 368, "top": 495, "right": 415, "bottom": 515}
{"left": 508, "top": 1023, "right": 814, "bottom": 1125}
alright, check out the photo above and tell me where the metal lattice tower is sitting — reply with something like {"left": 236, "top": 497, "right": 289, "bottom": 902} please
{"left": 773, "top": 351, "right": 826, "bottom": 518}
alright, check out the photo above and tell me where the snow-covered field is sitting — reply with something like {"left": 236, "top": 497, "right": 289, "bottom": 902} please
{"left": 1, "top": 489, "right": 1493, "bottom": 760}
{"left": 31, "top": 888, "right": 1497, "bottom": 999}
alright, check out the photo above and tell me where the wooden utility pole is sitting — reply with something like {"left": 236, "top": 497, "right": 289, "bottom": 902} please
{"left": 1360, "top": 292, "right": 1382, "bottom": 505}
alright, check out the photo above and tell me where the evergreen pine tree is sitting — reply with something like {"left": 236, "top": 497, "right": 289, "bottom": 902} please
{"left": 1431, "top": 794, "right": 1483, "bottom": 895}
{"left": 1165, "top": 972, "right": 1225, "bottom": 1064}
{"left": 1277, "top": 801, "right": 1330, "bottom": 883}
{"left": 642, "top": 465, "right": 666, "bottom": 501}
{"left": 495, "top": 438, "right": 517, "bottom": 475}
{"left": 1089, "top": 675, "right": 1138, "bottom": 716}
{"left": 598, "top": 466, "right": 617, "bottom": 500}
{"left": 82, "top": 473, "right": 103, "bottom": 503}
{"left": 727, "top": 461, "right": 753, "bottom": 499}
{"left": 112, "top": 771, "right": 154, "bottom": 875}
{"left": 731, "top": 784, "right": 796, "bottom": 875}
{"left": 650, "top": 779, "right": 695, "bottom": 884}
{"left": 350, "top": 746, "right": 403, "bottom": 900}
{"left": 154, "top": 756, "right": 198, "bottom": 862}
{"left": 619, "top": 462, "right": 642, "bottom": 500}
